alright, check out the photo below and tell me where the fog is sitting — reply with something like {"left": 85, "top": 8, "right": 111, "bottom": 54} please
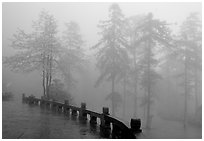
{"left": 2, "top": 2, "right": 202, "bottom": 139}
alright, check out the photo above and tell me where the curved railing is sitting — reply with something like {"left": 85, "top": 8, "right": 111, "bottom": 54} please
{"left": 22, "top": 94, "right": 142, "bottom": 139}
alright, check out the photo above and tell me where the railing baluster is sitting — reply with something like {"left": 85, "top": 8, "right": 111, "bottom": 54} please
{"left": 23, "top": 94, "right": 139, "bottom": 139}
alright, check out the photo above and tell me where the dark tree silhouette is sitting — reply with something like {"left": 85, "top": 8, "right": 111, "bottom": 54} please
{"left": 134, "top": 13, "right": 172, "bottom": 128}
{"left": 125, "top": 15, "right": 146, "bottom": 118}
{"left": 49, "top": 79, "right": 73, "bottom": 103}
{"left": 57, "top": 21, "right": 86, "bottom": 94}
{"left": 175, "top": 13, "right": 201, "bottom": 128}
{"left": 93, "top": 3, "right": 129, "bottom": 116}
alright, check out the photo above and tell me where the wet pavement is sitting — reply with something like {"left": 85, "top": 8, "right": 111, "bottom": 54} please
{"left": 2, "top": 98, "right": 102, "bottom": 139}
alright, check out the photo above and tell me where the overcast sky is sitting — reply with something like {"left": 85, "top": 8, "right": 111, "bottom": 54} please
{"left": 3, "top": 2, "right": 201, "bottom": 56}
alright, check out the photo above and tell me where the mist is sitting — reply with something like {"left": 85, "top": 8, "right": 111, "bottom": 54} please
{"left": 2, "top": 2, "right": 202, "bottom": 139}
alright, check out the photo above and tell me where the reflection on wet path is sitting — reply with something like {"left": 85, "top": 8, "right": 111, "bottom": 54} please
{"left": 3, "top": 98, "right": 102, "bottom": 139}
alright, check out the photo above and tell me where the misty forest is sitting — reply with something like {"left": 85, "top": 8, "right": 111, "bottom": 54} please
{"left": 2, "top": 3, "right": 202, "bottom": 139}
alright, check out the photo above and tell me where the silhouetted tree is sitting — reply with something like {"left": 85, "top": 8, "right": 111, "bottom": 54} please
{"left": 134, "top": 13, "right": 172, "bottom": 128}
{"left": 175, "top": 13, "right": 201, "bottom": 127}
{"left": 4, "top": 11, "right": 60, "bottom": 99}
{"left": 49, "top": 79, "right": 73, "bottom": 102}
{"left": 93, "top": 3, "right": 128, "bottom": 116}
{"left": 57, "top": 21, "right": 86, "bottom": 94}
{"left": 125, "top": 15, "right": 146, "bottom": 118}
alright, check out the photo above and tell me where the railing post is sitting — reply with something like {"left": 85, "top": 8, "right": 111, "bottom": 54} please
{"left": 103, "top": 107, "right": 109, "bottom": 115}
{"left": 47, "top": 101, "right": 51, "bottom": 109}
{"left": 22, "top": 93, "right": 25, "bottom": 102}
{"left": 71, "top": 109, "right": 77, "bottom": 116}
{"left": 51, "top": 100, "right": 57, "bottom": 110}
{"left": 64, "top": 100, "right": 69, "bottom": 105}
{"left": 100, "top": 107, "right": 111, "bottom": 138}
{"left": 64, "top": 100, "right": 69, "bottom": 113}
{"left": 28, "top": 95, "right": 35, "bottom": 104}
{"left": 57, "top": 104, "right": 63, "bottom": 112}
{"left": 112, "top": 123, "right": 121, "bottom": 139}
{"left": 79, "top": 103, "right": 87, "bottom": 120}
{"left": 40, "top": 96, "right": 44, "bottom": 106}
{"left": 130, "top": 118, "right": 142, "bottom": 133}
{"left": 36, "top": 99, "right": 39, "bottom": 105}
{"left": 90, "top": 115, "right": 97, "bottom": 124}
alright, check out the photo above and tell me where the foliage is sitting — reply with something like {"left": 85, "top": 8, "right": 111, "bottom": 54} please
{"left": 49, "top": 79, "right": 73, "bottom": 102}
{"left": 174, "top": 13, "right": 202, "bottom": 126}
{"left": 132, "top": 13, "right": 172, "bottom": 128}
{"left": 57, "top": 21, "right": 86, "bottom": 92}
{"left": 93, "top": 3, "right": 129, "bottom": 87}
{"left": 93, "top": 3, "right": 129, "bottom": 116}
{"left": 3, "top": 11, "right": 61, "bottom": 98}
{"left": 105, "top": 91, "right": 122, "bottom": 111}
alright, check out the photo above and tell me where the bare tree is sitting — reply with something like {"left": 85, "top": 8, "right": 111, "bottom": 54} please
{"left": 4, "top": 11, "right": 60, "bottom": 99}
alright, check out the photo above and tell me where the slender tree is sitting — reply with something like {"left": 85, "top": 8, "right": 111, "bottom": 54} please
{"left": 125, "top": 15, "right": 146, "bottom": 118}
{"left": 134, "top": 13, "right": 172, "bottom": 128}
{"left": 93, "top": 3, "right": 129, "bottom": 116}
{"left": 4, "top": 11, "right": 60, "bottom": 99}
{"left": 49, "top": 78, "right": 73, "bottom": 102}
{"left": 175, "top": 13, "right": 202, "bottom": 127}
{"left": 57, "top": 21, "right": 86, "bottom": 93}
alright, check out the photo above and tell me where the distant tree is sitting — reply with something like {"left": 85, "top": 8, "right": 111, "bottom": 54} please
{"left": 119, "top": 68, "right": 132, "bottom": 119}
{"left": 93, "top": 3, "right": 129, "bottom": 116}
{"left": 134, "top": 13, "right": 172, "bottom": 128}
{"left": 49, "top": 79, "right": 73, "bottom": 103}
{"left": 3, "top": 11, "right": 60, "bottom": 99}
{"left": 125, "top": 15, "right": 146, "bottom": 118}
{"left": 57, "top": 21, "right": 86, "bottom": 94}
{"left": 175, "top": 13, "right": 201, "bottom": 127}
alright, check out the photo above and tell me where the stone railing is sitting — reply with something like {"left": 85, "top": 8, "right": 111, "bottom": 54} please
{"left": 22, "top": 94, "right": 142, "bottom": 139}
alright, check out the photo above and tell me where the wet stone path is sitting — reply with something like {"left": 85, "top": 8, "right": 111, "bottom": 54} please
{"left": 2, "top": 99, "right": 102, "bottom": 139}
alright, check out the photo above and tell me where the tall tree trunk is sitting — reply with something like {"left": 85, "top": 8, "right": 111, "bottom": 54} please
{"left": 194, "top": 67, "right": 198, "bottom": 115}
{"left": 49, "top": 55, "right": 52, "bottom": 87}
{"left": 67, "top": 63, "right": 71, "bottom": 93}
{"left": 194, "top": 47, "right": 199, "bottom": 115}
{"left": 143, "top": 93, "right": 147, "bottom": 122}
{"left": 123, "top": 75, "right": 127, "bottom": 119}
{"left": 48, "top": 52, "right": 53, "bottom": 99}
{"left": 46, "top": 72, "right": 49, "bottom": 99}
{"left": 46, "top": 55, "right": 50, "bottom": 99}
{"left": 133, "top": 51, "right": 138, "bottom": 118}
{"left": 146, "top": 37, "right": 151, "bottom": 129}
{"left": 111, "top": 73, "right": 115, "bottom": 117}
{"left": 42, "top": 70, "right": 46, "bottom": 97}
{"left": 42, "top": 53, "right": 46, "bottom": 97}
{"left": 166, "top": 59, "right": 170, "bottom": 95}
{"left": 184, "top": 47, "right": 188, "bottom": 128}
